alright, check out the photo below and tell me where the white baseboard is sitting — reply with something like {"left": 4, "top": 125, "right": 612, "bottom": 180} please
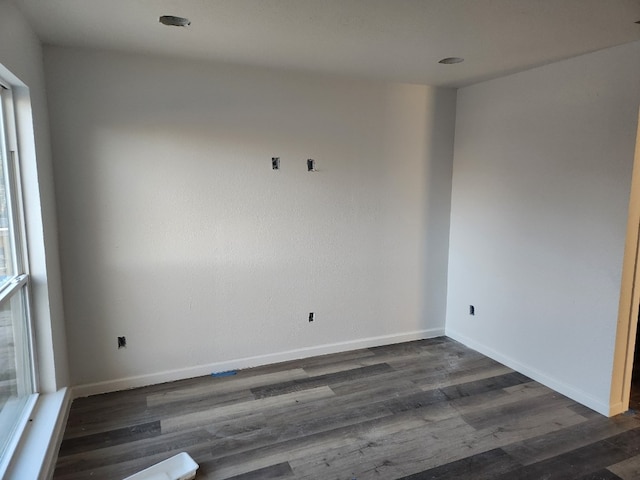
{"left": 73, "top": 328, "right": 445, "bottom": 398}
{"left": 446, "top": 328, "right": 610, "bottom": 416}
{"left": 4, "top": 387, "right": 72, "bottom": 480}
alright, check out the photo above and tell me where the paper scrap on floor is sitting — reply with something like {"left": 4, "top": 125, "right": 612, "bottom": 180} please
{"left": 122, "top": 452, "right": 198, "bottom": 480}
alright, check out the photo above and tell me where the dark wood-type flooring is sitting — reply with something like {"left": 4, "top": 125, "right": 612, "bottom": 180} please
{"left": 54, "top": 337, "right": 640, "bottom": 479}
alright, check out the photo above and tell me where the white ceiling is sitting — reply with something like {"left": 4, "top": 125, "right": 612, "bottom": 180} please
{"left": 15, "top": 0, "right": 640, "bottom": 87}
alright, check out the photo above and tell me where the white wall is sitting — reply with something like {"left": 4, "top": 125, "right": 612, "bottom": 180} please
{"left": 446, "top": 41, "right": 640, "bottom": 415}
{"left": 0, "top": 0, "right": 68, "bottom": 393}
{"left": 43, "top": 47, "right": 456, "bottom": 393}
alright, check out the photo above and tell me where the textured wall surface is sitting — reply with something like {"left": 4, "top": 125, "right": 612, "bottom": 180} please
{"left": 446, "top": 41, "right": 640, "bottom": 414}
{"left": 44, "top": 47, "right": 457, "bottom": 392}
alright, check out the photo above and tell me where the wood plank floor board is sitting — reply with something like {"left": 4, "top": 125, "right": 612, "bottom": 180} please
{"left": 367, "top": 337, "right": 449, "bottom": 356}
{"left": 414, "top": 363, "right": 514, "bottom": 391}
{"left": 54, "top": 337, "right": 640, "bottom": 480}
{"left": 326, "top": 356, "right": 508, "bottom": 396}
{"left": 328, "top": 368, "right": 430, "bottom": 396}
{"left": 68, "top": 392, "right": 258, "bottom": 443}
{"left": 161, "top": 385, "right": 335, "bottom": 433}
{"left": 63, "top": 394, "right": 149, "bottom": 437}
{"left": 198, "top": 411, "right": 447, "bottom": 479}
{"left": 222, "top": 462, "right": 294, "bottom": 480}
{"left": 449, "top": 382, "right": 552, "bottom": 416}
{"left": 294, "top": 388, "right": 587, "bottom": 478}
{"left": 146, "top": 368, "right": 309, "bottom": 407}
{"left": 64, "top": 386, "right": 257, "bottom": 440}
{"left": 56, "top": 400, "right": 471, "bottom": 480}
{"left": 302, "top": 359, "right": 379, "bottom": 377}
{"left": 382, "top": 347, "right": 492, "bottom": 373}
{"left": 66, "top": 374, "right": 213, "bottom": 417}
{"left": 608, "top": 452, "right": 640, "bottom": 479}
{"left": 502, "top": 414, "right": 640, "bottom": 465}
{"left": 460, "top": 389, "right": 577, "bottom": 431}
{"left": 54, "top": 427, "right": 218, "bottom": 477}
{"left": 55, "top": 447, "right": 216, "bottom": 480}
{"left": 249, "top": 363, "right": 394, "bottom": 399}
{"left": 287, "top": 395, "right": 587, "bottom": 479}
{"left": 331, "top": 375, "right": 421, "bottom": 398}
{"left": 57, "top": 420, "right": 162, "bottom": 457}
{"left": 148, "top": 389, "right": 257, "bottom": 418}
{"left": 469, "top": 405, "right": 587, "bottom": 445}
{"left": 197, "top": 384, "right": 431, "bottom": 465}
{"left": 288, "top": 406, "right": 585, "bottom": 480}
{"left": 253, "top": 398, "right": 394, "bottom": 440}
{"left": 302, "top": 343, "right": 440, "bottom": 376}
{"left": 576, "top": 470, "right": 624, "bottom": 480}
{"left": 492, "top": 430, "right": 640, "bottom": 480}
{"left": 264, "top": 372, "right": 429, "bottom": 421}
{"left": 256, "top": 380, "right": 568, "bottom": 474}
{"left": 270, "top": 413, "right": 476, "bottom": 480}
{"left": 252, "top": 381, "right": 404, "bottom": 424}
{"left": 602, "top": 426, "right": 640, "bottom": 456}
{"left": 385, "top": 351, "right": 486, "bottom": 375}
{"left": 207, "top": 400, "right": 475, "bottom": 478}
{"left": 396, "top": 448, "right": 521, "bottom": 480}
{"left": 569, "top": 403, "right": 604, "bottom": 420}
{"left": 391, "top": 407, "right": 586, "bottom": 478}
{"left": 438, "top": 371, "right": 531, "bottom": 401}
{"left": 384, "top": 388, "right": 449, "bottom": 414}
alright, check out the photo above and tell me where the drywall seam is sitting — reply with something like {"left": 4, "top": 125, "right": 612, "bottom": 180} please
{"left": 447, "top": 328, "right": 610, "bottom": 416}
{"left": 72, "top": 328, "right": 444, "bottom": 398}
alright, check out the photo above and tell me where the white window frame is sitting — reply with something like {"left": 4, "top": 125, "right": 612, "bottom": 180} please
{"left": 0, "top": 78, "right": 38, "bottom": 476}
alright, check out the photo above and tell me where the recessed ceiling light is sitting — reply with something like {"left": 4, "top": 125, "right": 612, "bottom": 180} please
{"left": 438, "top": 57, "right": 464, "bottom": 65}
{"left": 159, "top": 15, "right": 191, "bottom": 27}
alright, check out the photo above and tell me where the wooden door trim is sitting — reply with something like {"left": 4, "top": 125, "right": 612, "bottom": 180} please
{"left": 611, "top": 108, "right": 640, "bottom": 416}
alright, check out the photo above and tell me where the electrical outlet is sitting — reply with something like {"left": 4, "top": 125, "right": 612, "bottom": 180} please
{"left": 469, "top": 305, "right": 475, "bottom": 316}
{"left": 309, "top": 312, "right": 314, "bottom": 322}
{"left": 117, "top": 336, "right": 127, "bottom": 348}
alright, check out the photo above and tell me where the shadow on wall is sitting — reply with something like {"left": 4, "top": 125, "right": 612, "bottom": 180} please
{"left": 44, "top": 48, "right": 457, "bottom": 387}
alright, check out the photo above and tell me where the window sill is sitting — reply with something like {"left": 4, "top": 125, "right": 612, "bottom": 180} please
{"left": 2, "top": 388, "right": 70, "bottom": 480}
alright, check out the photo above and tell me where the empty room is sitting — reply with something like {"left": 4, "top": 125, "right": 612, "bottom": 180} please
{"left": 1, "top": 0, "right": 640, "bottom": 478}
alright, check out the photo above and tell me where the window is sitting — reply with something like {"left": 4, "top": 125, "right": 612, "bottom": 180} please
{"left": 0, "top": 82, "right": 36, "bottom": 460}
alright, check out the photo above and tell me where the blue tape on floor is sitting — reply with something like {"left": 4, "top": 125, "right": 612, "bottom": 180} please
{"left": 211, "top": 370, "right": 237, "bottom": 377}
